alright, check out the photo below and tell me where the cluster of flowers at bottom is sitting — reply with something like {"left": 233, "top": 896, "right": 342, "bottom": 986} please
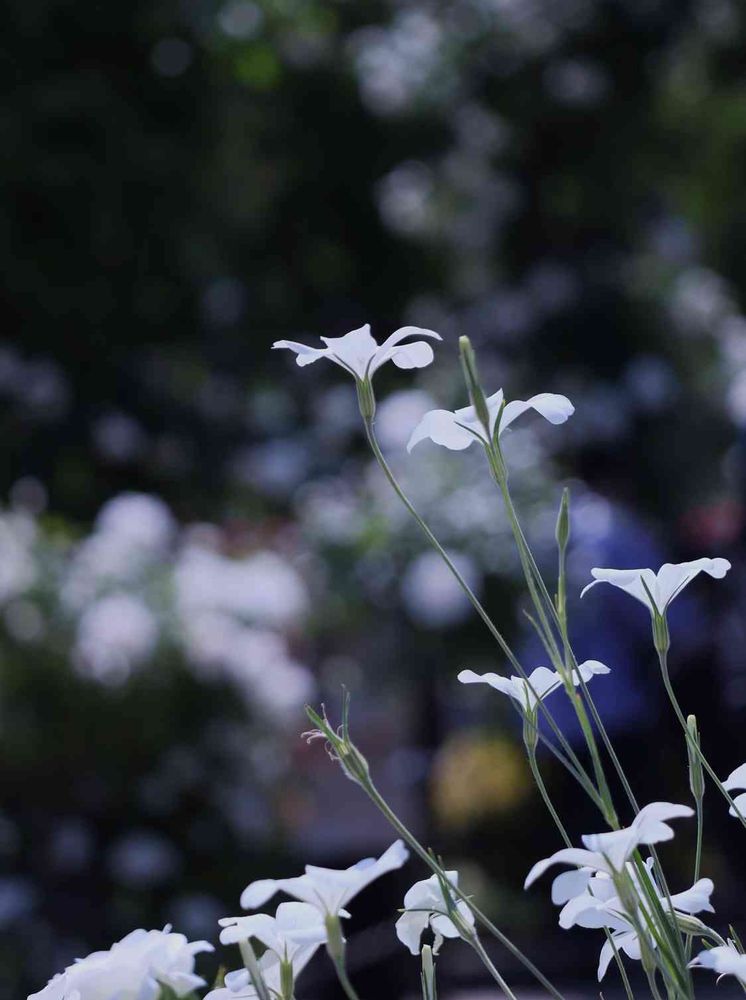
{"left": 525, "top": 802, "right": 723, "bottom": 982}
{"left": 29, "top": 927, "right": 213, "bottom": 1000}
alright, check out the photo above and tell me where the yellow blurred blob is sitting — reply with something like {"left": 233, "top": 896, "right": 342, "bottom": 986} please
{"left": 431, "top": 732, "right": 530, "bottom": 831}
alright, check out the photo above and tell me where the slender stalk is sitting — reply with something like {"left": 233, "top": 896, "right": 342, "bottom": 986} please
{"left": 468, "top": 934, "right": 519, "bottom": 1000}
{"left": 331, "top": 959, "right": 362, "bottom": 1000}
{"left": 363, "top": 419, "right": 602, "bottom": 808}
{"left": 657, "top": 649, "right": 746, "bottom": 829}
{"left": 527, "top": 748, "right": 572, "bottom": 847}
{"left": 606, "top": 930, "right": 636, "bottom": 1000}
{"left": 357, "top": 770, "right": 566, "bottom": 1000}
{"left": 685, "top": 797, "right": 704, "bottom": 962}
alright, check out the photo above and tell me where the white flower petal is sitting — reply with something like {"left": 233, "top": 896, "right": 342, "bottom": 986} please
{"left": 500, "top": 393, "right": 574, "bottom": 434}
{"left": 407, "top": 409, "right": 477, "bottom": 452}
{"left": 395, "top": 910, "right": 430, "bottom": 956}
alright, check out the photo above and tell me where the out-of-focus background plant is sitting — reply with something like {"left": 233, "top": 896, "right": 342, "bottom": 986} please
{"left": 3, "top": 0, "right": 746, "bottom": 995}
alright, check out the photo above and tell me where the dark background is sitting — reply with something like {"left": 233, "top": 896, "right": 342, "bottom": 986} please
{"left": 3, "top": 0, "right": 746, "bottom": 996}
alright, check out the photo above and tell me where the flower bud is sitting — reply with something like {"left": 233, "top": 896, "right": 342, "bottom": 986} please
{"left": 555, "top": 488, "right": 570, "bottom": 553}
{"left": 459, "top": 336, "right": 491, "bottom": 438}
{"left": 420, "top": 945, "right": 436, "bottom": 1000}
{"left": 687, "top": 715, "right": 705, "bottom": 802}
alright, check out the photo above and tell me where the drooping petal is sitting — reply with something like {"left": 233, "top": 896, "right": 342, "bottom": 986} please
{"left": 430, "top": 912, "right": 463, "bottom": 940}
{"left": 550, "top": 868, "right": 592, "bottom": 904}
{"left": 724, "top": 762, "right": 746, "bottom": 791}
{"left": 240, "top": 878, "right": 284, "bottom": 910}
{"left": 690, "top": 943, "right": 746, "bottom": 983}
{"left": 655, "top": 558, "right": 731, "bottom": 609}
{"left": 669, "top": 878, "right": 715, "bottom": 915}
{"left": 500, "top": 393, "right": 575, "bottom": 435}
{"left": 457, "top": 669, "right": 520, "bottom": 700}
{"left": 407, "top": 409, "right": 477, "bottom": 452}
{"left": 272, "top": 340, "right": 327, "bottom": 367}
{"left": 371, "top": 326, "right": 442, "bottom": 374}
{"left": 219, "top": 913, "right": 279, "bottom": 948}
{"left": 580, "top": 567, "right": 660, "bottom": 609}
{"left": 632, "top": 801, "right": 694, "bottom": 846}
{"left": 597, "top": 937, "right": 617, "bottom": 982}
{"left": 574, "top": 660, "right": 611, "bottom": 683}
{"left": 525, "top": 848, "right": 608, "bottom": 889}
{"left": 395, "top": 910, "right": 431, "bottom": 955}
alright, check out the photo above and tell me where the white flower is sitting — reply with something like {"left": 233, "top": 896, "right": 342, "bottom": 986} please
{"left": 458, "top": 660, "right": 610, "bottom": 712}
{"left": 690, "top": 941, "right": 746, "bottom": 985}
{"left": 395, "top": 872, "right": 475, "bottom": 955}
{"left": 206, "top": 902, "right": 326, "bottom": 1000}
{"left": 28, "top": 927, "right": 213, "bottom": 1000}
{"left": 723, "top": 762, "right": 746, "bottom": 819}
{"left": 407, "top": 388, "right": 574, "bottom": 452}
{"left": 240, "top": 840, "right": 409, "bottom": 916}
{"left": 525, "top": 802, "right": 694, "bottom": 885}
{"left": 580, "top": 558, "right": 731, "bottom": 615}
{"left": 547, "top": 859, "right": 714, "bottom": 981}
{"left": 273, "top": 324, "right": 441, "bottom": 380}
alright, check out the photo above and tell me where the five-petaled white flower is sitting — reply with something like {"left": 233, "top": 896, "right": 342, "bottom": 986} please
{"left": 407, "top": 388, "right": 574, "bottom": 452}
{"left": 273, "top": 325, "right": 441, "bottom": 380}
{"left": 559, "top": 865, "right": 715, "bottom": 981}
{"left": 458, "top": 661, "right": 610, "bottom": 713}
{"left": 28, "top": 927, "right": 213, "bottom": 1000}
{"left": 690, "top": 941, "right": 746, "bottom": 986}
{"left": 525, "top": 802, "right": 694, "bottom": 887}
{"left": 581, "top": 558, "right": 731, "bottom": 615}
{"left": 395, "top": 872, "right": 475, "bottom": 955}
{"left": 240, "top": 840, "right": 409, "bottom": 917}
{"left": 206, "top": 902, "right": 326, "bottom": 1000}
{"left": 723, "top": 762, "right": 746, "bottom": 819}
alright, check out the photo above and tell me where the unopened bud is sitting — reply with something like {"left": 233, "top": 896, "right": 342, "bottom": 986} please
{"left": 420, "top": 945, "right": 437, "bottom": 1000}
{"left": 676, "top": 913, "right": 708, "bottom": 937}
{"left": 687, "top": 715, "right": 705, "bottom": 802}
{"left": 459, "top": 336, "right": 491, "bottom": 438}
{"left": 555, "top": 488, "right": 570, "bottom": 553}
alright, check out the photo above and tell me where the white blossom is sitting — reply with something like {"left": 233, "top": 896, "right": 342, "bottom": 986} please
{"left": 407, "top": 388, "right": 574, "bottom": 452}
{"left": 581, "top": 558, "right": 731, "bottom": 615}
{"left": 690, "top": 941, "right": 746, "bottom": 986}
{"left": 723, "top": 762, "right": 746, "bottom": 819}
{"left": 273, "top": 324, "right": 441, "bottom": 380}
{"left": 525, "top": 802, "right": 694, "bottom": 885}
{"left": 206, "top": 902, "right": 326, "bottom": 1000}
{"left": 240, "top": 840, "right": 409, "bottom": 916}
{"left": 395, "top": 872, "right": 474, "bottom": 955}
{"left": 28, "top": 927, "right": 213, "bottom": 1000}
{"left": 458, "top": 660, "right": 609, "bottom": 712}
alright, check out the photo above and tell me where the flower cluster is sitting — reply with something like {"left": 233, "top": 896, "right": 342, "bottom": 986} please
{"left": 27, "top": 325, "right": 746, "bottom": 999}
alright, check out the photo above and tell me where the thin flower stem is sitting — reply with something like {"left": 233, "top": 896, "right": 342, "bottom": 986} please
{"left": 527, "top": 748, "right": 572, "bottom": 848}
{"left": 358, "top": 772, "right": 566, "bottom": 1000}
{"left": 606, "top": 930, "right": 636, "bottom": 1000}
{"left": 238, "top": 941, "right": 272, "bottom": 1000}
{"left": 331, "top": 958, "right": 363, "bottom": 1000}
{"left": 468, "top": 934, "right": 519, "bottom": 1000}
{"left": 657, "top": 649, "right": 746, "bottom": 829}
{"left": 363, "top": 419, "right": 601, "bottom": 808}
{"left": 685, "top": 796, "right": 704, "bottom": 962}
{"left": 488, "top": 455, "right": 617, "bottom": 824}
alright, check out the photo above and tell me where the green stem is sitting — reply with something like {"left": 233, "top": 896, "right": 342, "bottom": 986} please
{"left": 238, "top": 941, "right": 272, "bottom": 1000}
{"left": 331, "top": 958, "right": 362, "bottom": 1000}
{"left": 468, "top": 934, "right": 519, "bottom": 1000}
{"left": 364, "top": 419, "right": 602, "bottom": 808}
{"left": 657, "top": 649, "right": 746, "bottom": 829}
{"left": 527, "top": 748, "right": 572, "bottom": 847}
{"left": 605, "top": 930, "right": 636, "bottom": 1000}
{"left": 359, "top": 772, "right": 566, "bottom": 1000}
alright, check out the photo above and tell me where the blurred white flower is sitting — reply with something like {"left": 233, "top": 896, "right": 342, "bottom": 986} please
{"left": 74, "top": 593, "right": 158, "bottom": 683}
{"left": 458, "top": 660, "right": 610, "bottom": 712}
{"left": 107, "top": 830, "right": 180, "bottom": 888}
{"left": 175, "top": 545, "right": 308, "bottom": 629}
{"left": 240, "top": 839, "right": 409, "bottom": 915}
{"left": 28, "top": 927, "right": 213, "bottom": 1000}
{"left": 581, "top": 558, "right": 731, "bottom": 615}
{"left": 525, "top": 802, "right": 694, "bottom": 884}
{"left": 690, "top": 941, "right": 746, "bottom": 985}
{"left": 395, "top": 872, "right": 474, "bottom": 955}
{"left": 0, "top": 511, "right": 37, "bottom": 604}
{"left": 95, "top": 493, "right": 175, "bottom": 551}
{"left": 273, "top": 324, "right": 441, "bottom": 380}
{"left": 407, "top": 388, "right": 574, "bottom": 452}
{"left": 401, "top": 549, "right": 479, "bottom": 628}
